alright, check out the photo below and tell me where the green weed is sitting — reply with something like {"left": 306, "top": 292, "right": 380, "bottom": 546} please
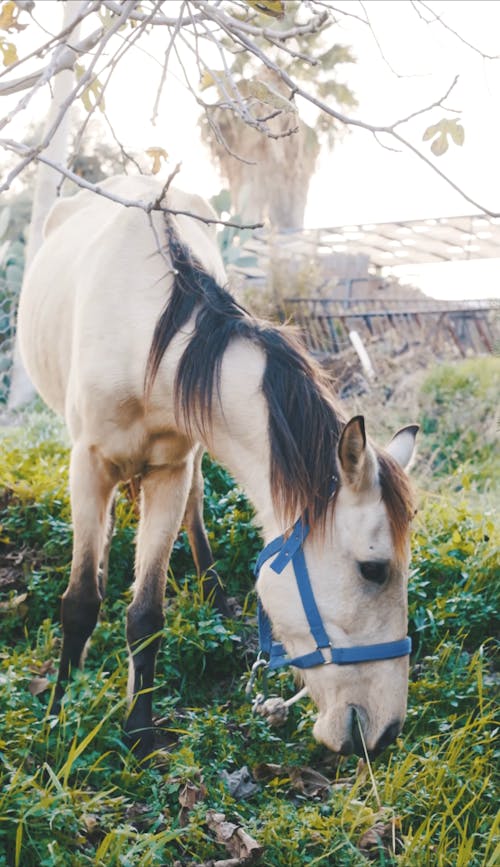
{"left": 0, "top": 365, "right": 498, "bottom": 866}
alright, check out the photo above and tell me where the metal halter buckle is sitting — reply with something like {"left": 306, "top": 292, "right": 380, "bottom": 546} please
{"left": 245, "top": 654, "right": 269, "bottom": 699}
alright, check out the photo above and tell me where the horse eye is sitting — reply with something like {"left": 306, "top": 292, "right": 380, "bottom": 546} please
{"left": 358, "top": 560, "right": 389, "bottom": 585}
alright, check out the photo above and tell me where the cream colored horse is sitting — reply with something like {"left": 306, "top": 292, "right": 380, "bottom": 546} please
{"left": 18, "top": 175, "right": 417, "bottom": 760}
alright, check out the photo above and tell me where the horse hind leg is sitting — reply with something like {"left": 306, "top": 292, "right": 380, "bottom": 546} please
{"left": 184, "top": 445, "right": 230, "bottom": 616}
{"left": 96, "top": 494, "right": 116, "bottom": 598}
{"left": 124, "top": 458, "right": 193, "bottom": 760}
{"left": 53, "top": 443, "right": 117, "bottom": 709}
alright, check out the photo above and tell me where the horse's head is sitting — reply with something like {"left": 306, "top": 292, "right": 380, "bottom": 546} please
{"left": 256, "top": 416, "right": 417, "bottom": 757}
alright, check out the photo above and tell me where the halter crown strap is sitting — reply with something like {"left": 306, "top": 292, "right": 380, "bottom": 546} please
{"left": 255, "top": 517, "right": 412, "bottom": 671}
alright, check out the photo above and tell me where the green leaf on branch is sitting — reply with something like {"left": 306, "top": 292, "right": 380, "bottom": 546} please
{"left": 318, "top": 44, "right": 356, "bottom": 68}
{"left": 245, "top": 78, "right": 297, "bottom": 112}
{"left": 199, "top": 69, "right": 226, "bottom": 91}
{"left": 244, "top": 0, "right": 285, "bottom": 18}
{"left": 0, "top": 37, "right": 17, "bottom": 66}
{"left": 423, "top": 118, "right": 465, "bottom": 156}
{"left": 75, "top": 64, "right": 105, "bottom": 113}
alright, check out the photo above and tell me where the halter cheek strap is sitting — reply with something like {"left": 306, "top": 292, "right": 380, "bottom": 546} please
{"left": 255, "top": 517, "right": 412, "bottom": 671}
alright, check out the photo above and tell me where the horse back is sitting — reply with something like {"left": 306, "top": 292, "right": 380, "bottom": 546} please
{"left": 17, "top": 175, "right": 226, "bottom": 464}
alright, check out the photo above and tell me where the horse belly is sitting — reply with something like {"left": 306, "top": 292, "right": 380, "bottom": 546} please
{"left": 17, "top": 238, "right": 76, "bottom": 415}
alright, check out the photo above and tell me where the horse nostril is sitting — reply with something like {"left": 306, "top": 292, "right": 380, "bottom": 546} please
{"left": 375, "top": 719, "right": 401, "bottom": 753}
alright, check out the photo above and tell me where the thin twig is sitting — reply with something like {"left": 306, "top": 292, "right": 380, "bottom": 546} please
{"left": 151, "top": 3, "right": 186, "bottom": 126}
{"left": 392, "top": 75, "right": 460, "bottom": 128}
{"left": 0, "top": 139, "right": 266, "bottom": 227}
{"left": 359, "top": 0, "right": 424, "bottom": 79}
{"left": 415, "top": 0, "right": 500, "bottom": 59}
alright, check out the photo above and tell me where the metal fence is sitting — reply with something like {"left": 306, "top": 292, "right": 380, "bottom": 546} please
{"left": 283, "top": 296, "right": 500, "bottom": 359}
{"left": 0, "top": 275, "right": 19, "bottom": 405}
{"left": 1, "top": 220, "right": 498, "bottom": 406}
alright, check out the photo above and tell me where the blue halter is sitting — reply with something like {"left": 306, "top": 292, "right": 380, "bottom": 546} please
{"left": 254, "top": 516, "right": 412, "bottom": 671}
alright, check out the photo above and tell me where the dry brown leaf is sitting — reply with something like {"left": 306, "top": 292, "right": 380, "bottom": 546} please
{"left": 252, "top": 762, "right": 283, "bottom": 781}
{"left": 146, "top": 146, "right": 168, "bottom": 175}
{"left": 253, "top": 762, "right": 334, "bottom": 799}
{"left": 206, "top": 810, "right": 263, "bottom": 862}
{"left": 28, "top": 676, "right": 50, "bottom": 696}
{"left": 173, "top": 859, "right": 246, "bottom": 867}
{"left": 178, "top": 779, "right": 207, "bottom": 825}
{"left": 0, "top": 591, "right": 27, "bottom": 611}
{"left": 81, "top": 813, "right": 103, "bottom": 844}
{"left": 0, "top": 1, "right": 27, "bottom": 32}
{"left": 29, "top": 659, "right": 56, "bottom": 676}
{"left": 288, "top": 766, "right": 331, "bottom": 799}
{"left": 358, "top": 818, "right": 403, "bottom": 860}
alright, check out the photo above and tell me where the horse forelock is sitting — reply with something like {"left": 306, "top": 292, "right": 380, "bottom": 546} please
{"left": 377, "top": 450, "right": 416, "bottom": 562}
{"left": 145, "top": 222, "right": 346, "bottom": 531}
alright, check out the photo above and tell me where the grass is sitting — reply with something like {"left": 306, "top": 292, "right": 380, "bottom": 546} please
{"left": 0, "top": 360, "right": 498, "bottom": 866}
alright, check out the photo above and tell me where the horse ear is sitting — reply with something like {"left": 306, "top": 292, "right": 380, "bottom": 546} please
{"left": 338, "top": 416, "right": 377, "bottom": 491}
{"left": 386, "top": 424, "right": 419, "bottom": 469}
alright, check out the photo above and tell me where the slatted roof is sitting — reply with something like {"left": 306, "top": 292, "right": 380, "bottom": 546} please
{"left": 303, "top": 214, "right": 500, "bottom": 267}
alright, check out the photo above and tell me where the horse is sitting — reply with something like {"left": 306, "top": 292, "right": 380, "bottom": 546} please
{"left": 17, "top": 174, "right": 417, "bottom": 761}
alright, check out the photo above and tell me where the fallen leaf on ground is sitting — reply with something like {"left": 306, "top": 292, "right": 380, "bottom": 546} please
{"left": 358, "top": 817, "right": 403, "bottom": 860}
{"left": 29, "top": 659, "right": 56, "bottom": 676}
{"left": 173, "top": 859, "right": 251, "bottom": 866}
{"left": 254, "top": 762, "right": 343, "bottom": 800}
{"left": 81, "top": 813, "right": 103, "bottom": 844}
{"left": 220, "top": 765, "right": 259, "bottom": 799}
{"left": 288, "top": 766, "right": 332, "bottom": 799}
{"left": 206, "top": 809, "right": 264, "bottom": 862}
{"left": 28, "top": 676, "right": 50, "bottom": 696}
{"left": 0, "top": 592, "right": 27, "bottom": 613}
{"left": 252, "top": 763, "right": 283, "bottom": 781}
{"left": 178, "top": 778, "right": 207, "bottom": 825}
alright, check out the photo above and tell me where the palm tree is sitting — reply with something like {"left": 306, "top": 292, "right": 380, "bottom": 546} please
{"left": 200, "top": 2, "right": 357, "bottom": 228}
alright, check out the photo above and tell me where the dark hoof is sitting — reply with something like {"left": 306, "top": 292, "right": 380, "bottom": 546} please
{"left": 123, "top": 724, "right": 155, "bottom": 763}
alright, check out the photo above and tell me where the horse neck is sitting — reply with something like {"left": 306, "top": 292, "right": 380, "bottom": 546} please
{"left": 198, "top": 344, "right": 287, "bottom": 542}
{"left": 210, "top": 434, "right": 281, "bottom": 541}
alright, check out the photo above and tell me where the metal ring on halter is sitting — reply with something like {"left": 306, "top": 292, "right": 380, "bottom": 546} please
{"left": 245, "top": 654, "right": 269, "bottom": 698}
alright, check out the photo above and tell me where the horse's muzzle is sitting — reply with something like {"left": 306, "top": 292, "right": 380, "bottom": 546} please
{"left": 314, "top": 706, "right": 402, "bottom": 757}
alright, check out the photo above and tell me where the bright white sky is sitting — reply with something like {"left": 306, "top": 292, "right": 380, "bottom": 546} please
{"left": 5, "top": 0, "right": 500, "bottom": 299}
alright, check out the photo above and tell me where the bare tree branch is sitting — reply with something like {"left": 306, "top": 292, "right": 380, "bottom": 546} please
{"left": 413, "top": 0, "right": 500, "bottom": 60}
{"left": 358, "top": 0, "right": 425, "bottom": 79}
{"left": 150, "top": 3, "right": 187, "bottom": 126}
{"left": 195, "top": 1, "right": 498, "bottom": 217}
{"left": 101, "top": 0, "right": 205, "bottom": 27}
{"left": 392, "top": 75, "right": 460, "bottom": 128}
{"left": 0, "top": 138, "right": 265, "bottom": 227}
{"left": 1, "top": 0, "right": 498, "bottom": 222}
{"left": 0, "top": 0, "right": 100, "bottom": 83}
{"left": 0, "top": 24, "right": 104, "bottom": 96}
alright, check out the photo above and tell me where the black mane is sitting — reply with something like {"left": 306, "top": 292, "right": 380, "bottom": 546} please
{"left": 145, "top": 223, "right": 346, "bottom": 528}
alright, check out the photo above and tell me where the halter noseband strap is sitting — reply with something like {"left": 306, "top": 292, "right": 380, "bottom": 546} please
{"left": 255, "top": 516, "right": 412, "bottom": 671}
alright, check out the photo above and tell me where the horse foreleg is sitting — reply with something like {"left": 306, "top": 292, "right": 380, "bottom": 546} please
{"left": 184, "top": 445, "right": 230, "bottom": 616}
{"left": 54, "top": 443, "right": 117, "bottom": 709}
{"left": 124, "top": 459, "right": 192, "bottom": 760}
